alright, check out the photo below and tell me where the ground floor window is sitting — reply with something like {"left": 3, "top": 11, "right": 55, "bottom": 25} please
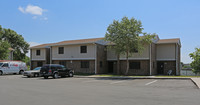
{"left": 129, "top": 61, "right": 140, "bottom": 69}
{"left": 37, "top": 61, "right": 43, "bottom": 67}
{"left": 81, "top": 61, "right": 89, "bottom": 68}
{"left": 59, "top": 61, "right": 66, "bottom": 67}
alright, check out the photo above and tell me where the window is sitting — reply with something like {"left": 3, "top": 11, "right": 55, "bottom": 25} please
{"left": 81, "top": 61, "right": 89, "bottom": 68}
{"left": 59, "top": 61, "right": 66, "bottom": 67}
{"left": 80, "top": 46, "right": 87, "bottom": 53}
{"left": 2, "top": 63, "right": 9, "bottom": 67}
{"left": 100, "top": 61, "right": 103, "bottom": 68}
{"left": 36, "top": 50, "right": 40, "bottom": 56}
{"left": 133, "top": 48, "right": 138, "bottom": 53}
{"left": 37, "top": 61, "right": 43, "bottom": 67}
{"left": 129, "top": 62, "right": 140, "bottom": 69}
{"left": 58, "top": 47, "right": 64, "bottom": 54}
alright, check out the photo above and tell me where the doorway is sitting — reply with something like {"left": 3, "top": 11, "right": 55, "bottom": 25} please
{"left": 108, "top": 62, "right": 114, "bottom": 73}
{"left": 157, "top": 62, "right": 164, "bottom": 75}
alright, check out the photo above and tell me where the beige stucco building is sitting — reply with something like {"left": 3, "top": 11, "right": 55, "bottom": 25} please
{"left": 30, "top": 36, "right": 181, "bottom": 75}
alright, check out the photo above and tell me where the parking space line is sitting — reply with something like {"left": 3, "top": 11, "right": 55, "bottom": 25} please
{"left": 110, "top": 80, "right": 125, "bottom": 84}
{"left": 145, "top": 80, "right": 157, "bottom": 86}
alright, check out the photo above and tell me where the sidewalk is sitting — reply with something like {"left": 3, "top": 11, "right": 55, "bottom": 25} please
{"left": 75, "top": 75, "right": 200, "bottom": 89}
{"left": 191, "top": 78, "right": 200, "bottom": 89}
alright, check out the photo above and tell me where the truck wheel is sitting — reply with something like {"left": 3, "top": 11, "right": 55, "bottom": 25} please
{"left": 53, "top": 73, "right": 59, "bottom": 79}
{"left": 68, "top": 72, "right": 73, "bottom": 77}
{"left": 19, "top": 70, "right": 24, "bottom": 75}
{"left": 0, "top": 71, "right": 3, "bottom": 75}
{"left": 44, "top": 76, "right": 48, "bottom": 79}
{"left": 34, "top": 73, "right": 39, "bottom": 77}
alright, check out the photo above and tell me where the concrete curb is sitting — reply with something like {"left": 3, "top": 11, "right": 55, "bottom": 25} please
{"left": 74, "top": 76, "right": 191, "bottom": 80}
{"left": 190, "top": 78, "right": 200, "bottom": 89}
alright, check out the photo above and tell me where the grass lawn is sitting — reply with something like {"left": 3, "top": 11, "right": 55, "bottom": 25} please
{"left": 155, "top": 75, "right": 200, "bottom": 78}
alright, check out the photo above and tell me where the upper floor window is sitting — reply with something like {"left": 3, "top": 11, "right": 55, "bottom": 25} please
{"left": 36, "top": 50, "right": 40, "bottom": 56}
{"left": 133, "top": 48, "right": 138, "bottom": 53}
{"left": 58, "top": 47, "right": 64, "bottom": 54}
{"left": 129, "top": 61, "right": 140, "bottom": 69}
{"left": 80, "top": 46, "right": 87, "bottom": 53}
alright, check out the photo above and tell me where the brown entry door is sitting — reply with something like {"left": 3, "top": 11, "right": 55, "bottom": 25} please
{"left": 108, "top": 62, "right": 114, "bottom": 73}
{"left": 157, "top": 62, "right": 164, "bottom": 75}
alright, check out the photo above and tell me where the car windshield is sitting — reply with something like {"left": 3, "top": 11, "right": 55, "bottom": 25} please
{"left": 33, "top": 67, "right": 41, "bottom": 70}
{"left": 0, "top": 63, "right": 3, "bottom": 67}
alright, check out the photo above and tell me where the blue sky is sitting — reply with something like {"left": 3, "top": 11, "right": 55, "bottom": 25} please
{"left": 0, "top": 0, "right": 200, "bottom": 63}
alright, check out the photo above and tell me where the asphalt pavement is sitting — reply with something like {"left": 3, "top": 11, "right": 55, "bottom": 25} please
{"left": 0, "top": 75, "right": 199, "bottom": 105}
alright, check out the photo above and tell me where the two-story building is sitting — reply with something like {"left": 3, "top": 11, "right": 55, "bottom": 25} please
{"left": 30, "top": 36, "right": 181, "bottom": 75}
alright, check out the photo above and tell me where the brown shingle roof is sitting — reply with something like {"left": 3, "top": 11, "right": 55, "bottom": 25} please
{"left": 53, "top": 37, "right": 104, "bottom": 45}
{"left": 157, "top": 38, "right": 180, "bottom": 44}
{"left": 30, "top": 43, "right": 55, "bottom": 49}
{"left": 30, "top": 37, "right": 104, "bottom": 48}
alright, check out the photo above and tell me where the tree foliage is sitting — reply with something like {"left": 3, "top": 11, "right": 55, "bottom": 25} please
{"left": 0, "top": 40, "right": 10, "bottom": 60}
{"left": 105, "top": 16, "right": 156, "bottom": 75}
{"left": 0, "top": 25, "right": 29, "bottom": 60}
{"left": 189, "top": 48, "right": 200, "bottom": 74}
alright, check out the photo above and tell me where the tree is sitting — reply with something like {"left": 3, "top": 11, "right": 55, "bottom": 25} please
{"left": 105, "top": 16, "right": 156, "bottom": 75}
{"left": 189, "top": 48, "right": 200, "bottom": 75}
{"left": 0, "top": 40, "right": 10, "bottom": 60}
{"left": 0, "top": 25, "right": 29, "bottom": 60}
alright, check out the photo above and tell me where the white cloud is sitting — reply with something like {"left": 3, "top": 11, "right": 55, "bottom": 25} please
{"left": 18, "top": 6, "right": 25, "bottom": 13}
{"left": 43, "top": 17, "right": 48, "bottom": 20}
{"left": 18, "top": 5, "right": 46, "bottom": 15}
{"left": 32, "top": 16, "right": 37, "bottom": 19}
{"left": 26, "top": 42, "right": 41, "bottom": 57}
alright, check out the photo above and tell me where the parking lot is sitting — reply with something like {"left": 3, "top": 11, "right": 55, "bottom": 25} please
{"left": 0, "top": 75, "right": 200, "bottom": 105}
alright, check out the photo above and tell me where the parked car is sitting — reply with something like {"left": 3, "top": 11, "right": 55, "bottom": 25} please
{"left": 40, "top": 64, "right": 74, "bottom": 79}
{"left": 0, "top": 60, "right": 27, "bottom": 75}
{"left": 23, "top": 67, "right": 41, "bottom": 77}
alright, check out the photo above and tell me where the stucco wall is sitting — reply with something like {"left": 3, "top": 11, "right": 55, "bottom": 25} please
{"left": 156, "top": 44, "right": 176, "bottom": 60}
{"left": 107, "top": 44, "right": 150, "bottom": 60}
{"left": 52, "top": 44, "right": 96, "bottom": 60}
{"left": 31, "top": 49, "right": 46, "bottom": 60}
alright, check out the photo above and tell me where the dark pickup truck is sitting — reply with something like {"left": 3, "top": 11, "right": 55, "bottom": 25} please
{"left": 40, "top": 64, "right": 74, "bottom": 79}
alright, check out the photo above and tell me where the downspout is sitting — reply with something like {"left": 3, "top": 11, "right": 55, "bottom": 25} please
{"left": 149, "top": 44, "right": 152, "bottom": 76}
{"left": 30, "top": 49, "right": 32, "bottom": 69}
{"left": 94, "top": 43, "right": 97, "bottom": 74}
{"left": 50, "top": 47, "right": 52, "bottom": 64}
{"left": 176, "top": 44, "right": 178, "bottom": 75}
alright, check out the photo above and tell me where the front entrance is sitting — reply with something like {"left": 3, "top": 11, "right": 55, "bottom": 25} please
{"left": 108, "top": 62, "right": 114, "bottom": 73}
{"left": 157, "top": 62, "right": 164, "bottom": 75}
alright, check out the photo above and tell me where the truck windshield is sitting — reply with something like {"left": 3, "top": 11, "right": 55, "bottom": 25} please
{"left": 34, "top": 67, "right": 41, "bottom": 70}
{"left": 0, "top": 63, "right": 3, "bottom": 66}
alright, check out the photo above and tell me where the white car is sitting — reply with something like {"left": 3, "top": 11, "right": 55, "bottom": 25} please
{"left": 23, "top": 67, "right": 41, "bottom": 77}
{"left": 0, "top": 61, "right": 27, "bottom": 75}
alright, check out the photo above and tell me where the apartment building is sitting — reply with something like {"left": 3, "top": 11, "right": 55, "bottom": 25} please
{"left": 30, "top": 36, "right": 181, "bottom": 75}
